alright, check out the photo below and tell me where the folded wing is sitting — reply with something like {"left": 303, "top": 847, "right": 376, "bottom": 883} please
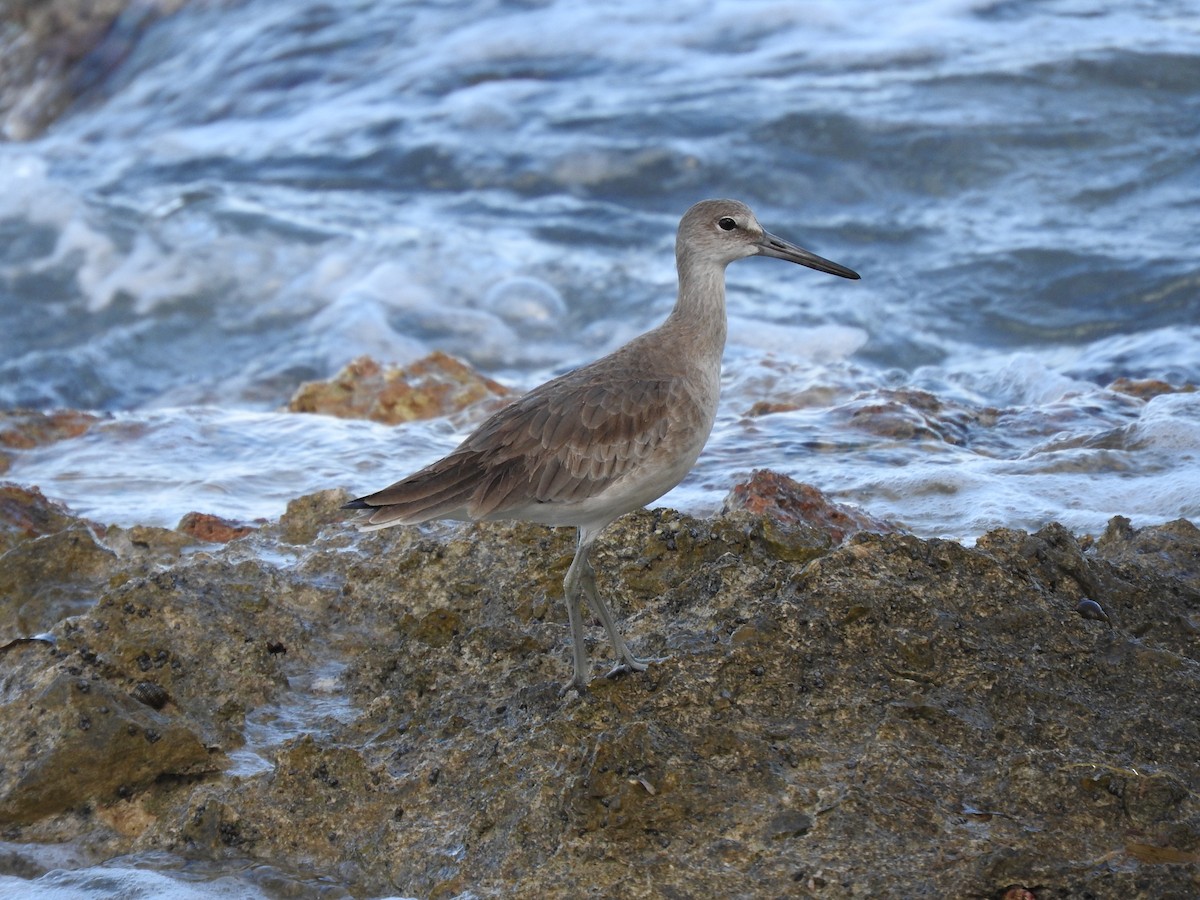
{"left": 346, "top": 366, "right": 692, "bottom": 529}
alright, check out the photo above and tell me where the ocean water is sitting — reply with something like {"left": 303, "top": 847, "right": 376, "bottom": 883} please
{"left": 3, "top": 0, "right": 1199, "bottom": 544}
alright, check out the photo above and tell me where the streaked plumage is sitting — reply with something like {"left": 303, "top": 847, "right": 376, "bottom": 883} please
{"left": 345, "top": 199, "right": 859, "bottom": 692}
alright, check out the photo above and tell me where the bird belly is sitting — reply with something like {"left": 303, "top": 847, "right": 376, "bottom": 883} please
{"left": 498, "top": 408, "right": 713, "bottom": 531}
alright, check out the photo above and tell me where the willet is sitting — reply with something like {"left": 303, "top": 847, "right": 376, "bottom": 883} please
{"left": 345, "top": 199, "right": 859, "bottom": 692}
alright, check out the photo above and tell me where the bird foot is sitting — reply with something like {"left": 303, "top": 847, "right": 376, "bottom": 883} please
{"left": 558, "top": 676, "right": 589, "bottom": 698}
{"left": 559, "top": 654, "right": 668, "bottom": 694}
{"left": 604, "top": 654, "right": 669, "bottom": 680}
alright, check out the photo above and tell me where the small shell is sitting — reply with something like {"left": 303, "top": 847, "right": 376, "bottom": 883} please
{"left": 130, "top": 681, "right": 169, "bottom": 710}
{"left": 1075, "top": 598, "right": 1109, "bottom": 623}
{"left": 630, "top": 777, "right": 657, "bottom": 795}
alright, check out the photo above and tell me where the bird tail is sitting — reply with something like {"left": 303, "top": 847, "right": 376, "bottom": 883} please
{"left": 342, "top": 452, "right": 481, "bottom": 531}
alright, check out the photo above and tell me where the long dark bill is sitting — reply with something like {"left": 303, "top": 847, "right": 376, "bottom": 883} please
{"left": 757, "top": 231, "right": 860, "bottom": 280}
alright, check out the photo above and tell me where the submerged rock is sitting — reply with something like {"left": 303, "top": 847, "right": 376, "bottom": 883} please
{"left": 1106, "top": 377, "right": 1197, "bottom": 401}
{"left": 0, "top": 410, "right": 101, "bottom": 475}
{"left": 0, "top": 484, "right": 1196, "bottom": 897}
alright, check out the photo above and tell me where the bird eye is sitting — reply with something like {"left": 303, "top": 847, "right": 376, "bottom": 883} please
{"left": 718, "top": 217, "right": 737, "bottom": 231}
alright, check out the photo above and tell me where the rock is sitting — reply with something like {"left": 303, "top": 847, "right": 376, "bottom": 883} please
{"left": 0, "top": 410, "right": 101, "bottom": 474}
{"left": 0, "top": 491, "right": 1195, "bottom": 898}
{"left": 722, "top": 469, "right": 901, "bottom": 558}
{"left": 0, "top": 522, "right": 118, "bottom": 634}
{"left": 0, "top": 484, "right": 123, "bottom": 635}
{"left": 99, "top": 522, "right": 198, "bottom": 564}
{"left": 0, "top": 643, "right": 213, "bottom": 825}
{"left": 1107, "top": 378, "right": 1196, "bottom": 401}
{"left": 0, "top": 1, "right": 188, "bottom": 140}
{"left": 0, "top": 482, "right": 83, "bottom": 553}
{"left": 830, "top": 388, "right": 987, "bottom": 444}
{"left": 278, "top": 487, "right": 351, "bottom": 545}
{"left": 1092, "top": 516, "right": 1200, "bottom": 594}
{"left": 287, "top": 352, "right": 512, "bottom": 425}
{"left": 177, "top": 511, "right": 256, "bottom": 544}
{"left": 750, "top": 387, "right": 990, "bottom": 445}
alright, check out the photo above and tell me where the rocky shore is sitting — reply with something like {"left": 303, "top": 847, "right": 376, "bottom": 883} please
{"left": 1, "top": 467, "right": 1197, "bottom": 897}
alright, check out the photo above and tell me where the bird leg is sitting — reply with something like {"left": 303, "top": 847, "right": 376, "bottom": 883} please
{"left": 561, "top": 536, "right": 593, "bottom": 694}
{"left": 561, "top": 529, "right": 665, "bottom": 693}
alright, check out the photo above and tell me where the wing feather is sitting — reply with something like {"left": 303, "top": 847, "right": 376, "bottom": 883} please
{"left": 346, "top": 354, "right": 705, "bottom": 527}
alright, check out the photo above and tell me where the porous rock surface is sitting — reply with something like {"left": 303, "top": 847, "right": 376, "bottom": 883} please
{"left": 0, "top": 481, "right": 1196, "bottom": 898}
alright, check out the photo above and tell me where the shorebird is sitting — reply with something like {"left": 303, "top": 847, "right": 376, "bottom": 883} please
{"left": 345, "top": 199, "right": 859, "bottom": 692}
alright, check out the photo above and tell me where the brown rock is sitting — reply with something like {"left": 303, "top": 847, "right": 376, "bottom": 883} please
{"left": 0, "top": 482, "right": 81, "bottom": 553}
{"left": 830, "top": 387, "right": 981, "bottom": 444}
{"left": 743, "top": 383, "right": 844, "bottom": 417}
{"left": 177, "top": 511, "right": 256, "bottom": 544}
{"left": 0, "top": 653, "right": 213, "bottom": 825}
{"left": 0, "top": 409, "right": 101, "bottom": 474}
{"left": 0, "top": 522, "right": 118, "bottom": 634}
{"left": 0, "top": 484, "right": 123, "bottom": 635}
{"left": 278, "top": 487, "right": 351, "bottom": 545}
{"left": 287, "top": 352, "right": 512, "bottom": 425}
{"left": 0, "top": 1, "right": 188, "bottom": 140}
{"left": 1091, "top": 515, "right": 1200, "bottom": 595}
{"left": 101, "top": 522, "right": 198, "bottom": 563}
{"left": 0, "top": 494, "right": 1196, "bottom": 898}
{"left": 723, "top": 468, "right": 900, "bottom": 553}
{"left": 1107, "top": 377, "right": 1196, "bottom": 400}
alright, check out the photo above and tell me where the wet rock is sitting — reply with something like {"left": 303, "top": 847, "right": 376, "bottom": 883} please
{"left": 1107, "top": 377, "right": 1197, "bottom": 401}
{"left": 0, "top": 485, "right": 125, "bottom": 634}
{"left": 722, "top": 469, "right": 900, "bottom": 558}
{"left": 0, "top": 410, "right": 101, "bottom": 474}
{"left": 744, "top": 385, "right": 979, "bottom": 442}
{"left": 827, "top": 388, "right": 986, "bottom": 444}
{"left": 1091, "top": 516, "right": 1200, "bottom": 595}
{"left": 58, "top": 553, "right": 315, "bottom": 746}
{"left": 278, "top": 487, "right": 351, "bottom": 545}
{"left": 0, "top": 520, "right": 118, "bottom": 634}
{"left": 764, "top": 809, "right": 814, "bottom": 840}
{"left": 176, "top": 512, "right": 257, "bottom": 544}
{"left": 287, "top": 352, "right": 512, "bottom": 425}
{"left": 0, "top": 645, "right": 213, "bottom": 825}
{"left": 976, "top": 521, "right": 1105, "bottom": 605}
{"left": 99, "top": 522, "right": 198, "bottom": 564}
{"left": 0, "top": 482, "right": 82, "bottom": 553}
{"left": 0, "top": 1, "right": 188, "bottom": 140}
{"left": 0, "top": 492, "right": 1196, "bottom": 897}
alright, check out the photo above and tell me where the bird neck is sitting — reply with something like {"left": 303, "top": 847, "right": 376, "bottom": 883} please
{"left": 666, "top": 256, "right": 729, "bottom": 361}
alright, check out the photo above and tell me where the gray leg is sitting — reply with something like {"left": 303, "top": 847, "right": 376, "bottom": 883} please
{"left": 561, "top": 531, "right": 594, "bottom": 694}
{"left": 576, "top": 552, "right": 666, "bottom": 678}
{"left": 562, "top": 527, "right": 666, "bottom": 689}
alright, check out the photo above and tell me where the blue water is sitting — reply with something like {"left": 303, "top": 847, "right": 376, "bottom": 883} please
{"left": 3, "top": 0, "right": 1199, "bottom": 544}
